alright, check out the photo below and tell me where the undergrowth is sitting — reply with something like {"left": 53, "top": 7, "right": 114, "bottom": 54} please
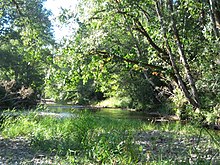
{"left": 0, "top": 110, "right": 219, "bottom": 164}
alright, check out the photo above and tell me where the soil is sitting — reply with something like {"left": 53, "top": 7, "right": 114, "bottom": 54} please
{"left": 0, "top": 136, "right": 58, "bottom": 165}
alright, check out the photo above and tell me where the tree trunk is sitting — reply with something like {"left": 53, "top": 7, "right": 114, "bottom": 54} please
{"left": 168, "top": 0, "right": 200, "bottom": 108}
{"left": 208, "top": 0, "right": 220, "bottom": 39}
{"left": 155, "top": 1, "right": 200, "bottom": 109}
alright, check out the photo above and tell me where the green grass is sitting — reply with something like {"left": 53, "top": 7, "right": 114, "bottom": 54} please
{"left": 0, "top": 110, "right": 219, "bottom": 164}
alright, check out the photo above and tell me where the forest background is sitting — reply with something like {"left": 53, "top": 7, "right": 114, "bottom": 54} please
{"left": 0, "top": 0, "right": 219, "bottom": 124}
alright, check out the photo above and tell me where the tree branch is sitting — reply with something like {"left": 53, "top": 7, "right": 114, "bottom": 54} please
{"left": 90, "top": 50, "right": 165, "bottom": 71}
{"left": 208, "top": 0, "right": 220, "bottom": 38}
{"left": 168, "top": 0, "right": 200, "bottom": 107}
{"left": 115, "top": 8, "right": 171, "bottom": 64}
{"left": 11, "top": 0, "right": 24, "bottom": 16}
{"left": 133, "top": 20, "right": 171, "bottom": 65}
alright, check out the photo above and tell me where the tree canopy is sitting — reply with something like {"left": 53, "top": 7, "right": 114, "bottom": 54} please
{"left": 47, "top": 0, "right": 219, "bottom": 119}
{"left": 0, "top": 0, "right": 54, "bottom": 108}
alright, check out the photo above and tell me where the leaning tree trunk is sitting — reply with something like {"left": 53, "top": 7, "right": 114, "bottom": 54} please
{"left": 208, "top": 0, "right": 220, "bottom": 39}
{"left": 155, "top": 0, "right": 200, "bottom": 109}
{"left": 167, "top": 0, "right": 200, "bottom": 108}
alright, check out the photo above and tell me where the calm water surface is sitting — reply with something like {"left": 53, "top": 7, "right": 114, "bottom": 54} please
{"left": 46, "top": 104, "right": 154, "bottom": 121}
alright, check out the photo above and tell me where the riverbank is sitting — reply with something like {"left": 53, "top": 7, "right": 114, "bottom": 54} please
{"left": 0, "top": 111, "right": 219, "bottom": 164}
{"left": 0, "top": 130, "right": 220, "bottom": 164}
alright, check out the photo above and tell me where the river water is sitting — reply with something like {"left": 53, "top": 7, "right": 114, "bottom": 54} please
{"left": 46, "top": 104, "right": 162, "bottom": 121}
{"left": 0, "top": 104, "right": 175, "bottom": 122}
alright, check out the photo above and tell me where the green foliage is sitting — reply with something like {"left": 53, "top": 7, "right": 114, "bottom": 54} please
{"left": 55, "top": 0, "right": 220, "bottom": 120}
{"left": 0, "top": 0, "right": 54, "bottom": 108}
{"left": 117, "top": 71, "right": 161, "bottom": 110}
{"left": 170, "top": 88, "right": 188, "bottom": 118}
{"left": 1, "top": 0, "right": 219, "bottom": 126}
{"left": 203, "top": 104, "right": 220, "bottom": 125}
{"left": 1, "top": 111, "right": 142, "bottom": 163}
{"left": 44, "top": 0, "right": 169, "bottom": 109}
{"left": 98, "top": 96, "right": 131, "bottom": 108}
{"left": 1, "top": 110, "right": 219, "bottom": 164}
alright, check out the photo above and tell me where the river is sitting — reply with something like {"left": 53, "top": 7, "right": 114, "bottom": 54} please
{"left": 46, "top": 104, "right": 173, "bottom": 122}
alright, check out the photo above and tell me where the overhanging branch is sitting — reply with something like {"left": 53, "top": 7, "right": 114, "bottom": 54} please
{"left": 115, "top": 9, "right": 170, "bottom": 64}
{"left": 90, "top": 50, "right": 165, "bottom": 71}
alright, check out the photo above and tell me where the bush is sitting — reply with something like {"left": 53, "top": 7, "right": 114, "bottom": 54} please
{"left": 0, "top": 80, "right": 38, "bottom": 109}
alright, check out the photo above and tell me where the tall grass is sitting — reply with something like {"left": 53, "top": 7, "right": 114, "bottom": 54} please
{"left": 0, "top": 110, "right": 219, "bottom": 164}
{"left": 0, "top": 111, "right": 142, "bottom": 164}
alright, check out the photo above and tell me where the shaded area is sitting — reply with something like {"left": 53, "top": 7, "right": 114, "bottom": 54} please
{"left": 0, "top": 136, "right": 57, "bottom": 164}
{"left": 0, "top": 80, "right": 38, "bottom": 109}
{"left": 135, "top": 130, "right": 220, "bottom": 164}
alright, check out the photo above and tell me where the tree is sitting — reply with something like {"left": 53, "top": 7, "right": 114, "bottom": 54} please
{"left": 0, "top": 0, "right": 54, "bottom": 108}
{"left": 68, "top": 0, "right": 219, "bottom": 112}
{"left": 44, "top": 0, "right": 219, "bottom": 122}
